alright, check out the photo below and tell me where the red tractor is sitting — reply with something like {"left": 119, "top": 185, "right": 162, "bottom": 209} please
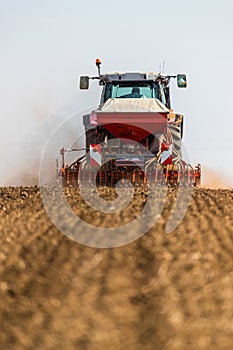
{"left": 59, "top": 59, "right": 201, "bottom": 187}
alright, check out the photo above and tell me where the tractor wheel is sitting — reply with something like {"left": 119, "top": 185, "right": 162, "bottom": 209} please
{"left": 169, "top": 123, "right": 183, "bottom": 159}
{"left": 85, "top": 128, "right": 97, "bottom": 150}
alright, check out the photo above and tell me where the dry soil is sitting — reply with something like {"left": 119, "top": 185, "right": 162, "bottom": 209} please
{"left": 0, "top": 186, "right": 233, "bottom": 349}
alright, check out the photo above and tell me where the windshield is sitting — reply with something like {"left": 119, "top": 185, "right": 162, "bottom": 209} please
{"left": 104, "top": 82, "right": 160, "bottom": 100}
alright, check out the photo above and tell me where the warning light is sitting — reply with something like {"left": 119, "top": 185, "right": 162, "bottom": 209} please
{"left": 96, "top": 58, "right": 102, "bottom": 67}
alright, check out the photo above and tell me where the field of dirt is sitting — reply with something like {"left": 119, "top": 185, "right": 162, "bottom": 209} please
{"left": 0, "top": 186, "right": 233, "bottom": 349}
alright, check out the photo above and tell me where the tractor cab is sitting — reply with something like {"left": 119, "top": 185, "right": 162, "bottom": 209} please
{"left": 80, "top": 59, "right": 187, "bottom": 110}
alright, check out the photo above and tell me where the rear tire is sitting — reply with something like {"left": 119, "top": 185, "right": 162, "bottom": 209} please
{"left": 85, "top": 128, "right": 97, "bottom": 150}
{"left": 169, "top": 119, "right": 183, "bottom": 159}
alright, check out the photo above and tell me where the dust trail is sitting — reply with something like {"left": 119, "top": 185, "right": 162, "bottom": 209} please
{"left": 2, "top": 98, "right": 89, "bottom": 186}
{"left": 0, "top": 58, "right": 94, "bottom": 187}
{"left": 7, "top": 116, "right": 85, "bottom": 186}
{"left": 202, "top": 166, "right": 233, "bottom": 189}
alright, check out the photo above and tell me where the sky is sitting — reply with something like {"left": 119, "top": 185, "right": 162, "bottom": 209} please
{"left": 0, "top": 0, "right": 233, "bottom": 186}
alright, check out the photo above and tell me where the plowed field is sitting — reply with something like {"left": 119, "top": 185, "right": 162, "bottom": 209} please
{"left": 0, "top": 187, "right": 233, "bottom": 349}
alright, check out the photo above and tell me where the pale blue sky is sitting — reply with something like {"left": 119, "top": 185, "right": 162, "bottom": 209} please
{"left": 0, "top": 0, "right": 233, "bottom": 185}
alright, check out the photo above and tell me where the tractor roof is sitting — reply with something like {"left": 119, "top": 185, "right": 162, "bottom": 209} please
{"left": 101, "top": 72, "right": 159, "bottom": 81}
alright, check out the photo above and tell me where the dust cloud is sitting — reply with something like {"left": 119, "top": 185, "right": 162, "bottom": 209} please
{"left": 202, "top": 166, "right": 233, "bottom": 189}
{"left": 0, "top": 70, "right": 100, "bottom": 187}
{"left": 6, "top": 113, "right": 85, "bottom": 187}
{"left": 1, "top": 89, "right": 89, "bottom": 187}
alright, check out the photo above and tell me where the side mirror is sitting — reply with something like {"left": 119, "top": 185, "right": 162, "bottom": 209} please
{"left": 177, "top": 74, "right": 187, "bottom": 88}
{"left": 80, "top": 76, "right": 89, "bottom": 89}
